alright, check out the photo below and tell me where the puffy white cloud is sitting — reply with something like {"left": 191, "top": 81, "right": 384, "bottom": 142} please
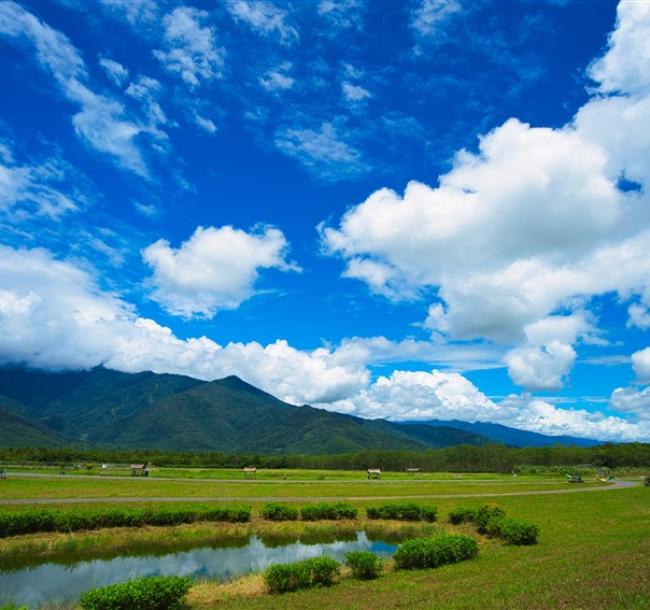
{"left": 0, "top": 243, "right": 647, "bottom": 441}
{"left": 154, "top": 7, "right": 225, "bottom": 88}
{"left": 504, "top": 341, "right": 576, "bottom": 391}
{"left": 632, "top": 347, "right": 650, "bottom": 382}
{"left": 411, "top": 0, "right": 461, "bottom": 38}
{"left": 227, "top": 0, "right": 298, "bottom": 45}
{"left": 0, "top": 1, "right": 153, "bottom": 176}
{"left": 588, "top": 1, "right": 650, "bottom": 95}
{"left": 142, "top": 225, "right": 298, "bottom": 318}
{"left": 323, "top": 1, "right": 650, "bottom": 349}
{"left": 99, "top": 57, "right": 129, "bottom": 86}
{"left": 0, "top": 244, "right": 365, "bottom": 405}
{"left": 318, "top": 370, "right": 648, "bottom": 441}
{"left": 610, "top": 385, "right": 650, "bottom": 416}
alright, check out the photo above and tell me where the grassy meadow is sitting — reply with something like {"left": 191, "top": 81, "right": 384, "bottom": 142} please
{"left": 0, "top": 471, "right": 647, "bottom": 609}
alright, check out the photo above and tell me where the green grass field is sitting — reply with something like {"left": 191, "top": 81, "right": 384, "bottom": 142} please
{"left": 0, "top": 476, "right": 596, "bottom": 501}
{"left": 0, "top": 472, "right": 647, "bottom": 609}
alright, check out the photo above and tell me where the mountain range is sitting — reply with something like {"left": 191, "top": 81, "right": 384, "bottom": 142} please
{"left": 0, "top": 367, "right": 600, "bottom": 453}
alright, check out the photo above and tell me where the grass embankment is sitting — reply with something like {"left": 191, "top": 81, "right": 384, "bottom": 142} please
{"left": 0, "top": 514, "right": 437, "bottom": 570}
{"left": 0, "top": 476, "right": 592, "bottom": 501}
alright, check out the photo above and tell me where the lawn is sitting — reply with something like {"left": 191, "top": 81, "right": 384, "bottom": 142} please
{"left": 0, "top": 475, "right": 595, "bottom": 501}
{"left": 189, "top": 487, "right": 650, "bottom": 610}
{"left": 0, "top": 474, "right": 646, "bottom": 609}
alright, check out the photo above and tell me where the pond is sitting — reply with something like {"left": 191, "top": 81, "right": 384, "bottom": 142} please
{"left": 0, "top": 531, "right": 397, "bottom": 608}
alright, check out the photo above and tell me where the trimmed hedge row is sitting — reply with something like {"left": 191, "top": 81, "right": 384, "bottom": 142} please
{"left": 447, "top": 504, "right": 539, "bottom": 545}
{"left": 393, "top": 534, "right": 478, "bottom": 569}
{"left": 300, "top": 502, "right": 357, "bottom": 521}
{"left": 264, "top": 557, "right": 340, "bottom": 593}
{"left": 80, "top": 575, "right": 192, "bottom": 610}
{"left": 366, "top": 503, "right": 437, "bottom": 522}
{"left": 259, "top": 502, "right": 358, "bottom": 521}
{"left": 0, "top": 506, "right": 251, "bottom": 537}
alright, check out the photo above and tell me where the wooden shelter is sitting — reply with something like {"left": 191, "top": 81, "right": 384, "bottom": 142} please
{"left": 243, "top": 467, "right": 257, "bottom": 479}
{"left": 130, "top": 464, "right": 149, "bottom": 477}
{"left": 367, "top": 468, "right": 381, "bottom": 480}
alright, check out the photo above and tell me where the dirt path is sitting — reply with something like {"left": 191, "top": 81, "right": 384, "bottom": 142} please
{"left": 0, "top": 480, "right": 638, "bottom": 505}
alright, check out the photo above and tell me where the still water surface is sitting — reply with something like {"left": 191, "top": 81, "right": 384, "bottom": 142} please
{"left": 0, "top": 531, "right": 396, "bottom": 608}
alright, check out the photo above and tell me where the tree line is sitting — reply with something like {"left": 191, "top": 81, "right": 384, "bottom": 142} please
{"left": 1, "top": 443, "right": 649, "bottom": 472}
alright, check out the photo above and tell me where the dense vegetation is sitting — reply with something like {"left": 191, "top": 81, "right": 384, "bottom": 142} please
{"left": 448, "top": 504, "right": 540, "bottom": 545}
{"left": 0, "top": 506, "right": 250, "bottom": 537}
{"left": 344, "top": 551, "right": 384, "bottom": 580}
{"left": 264, "top": 557, "right": 340, "bottom": 593}
{"left": 300, "top": 503, "right": 357, "bottom": 520}
{"left": 366, "top": 503, "right": 437, "bottom": 522}
{"left": 2, "top": 441, "right": 649, "bottom": 472}
{"left": 393, "top": 534, "right": 479, "bottom": 569}
{"left": 79, "top": 576, "right": 192, "bottom": 610}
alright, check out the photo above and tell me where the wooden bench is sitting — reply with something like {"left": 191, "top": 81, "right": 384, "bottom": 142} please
{"left": 367, "top": 468, "right": 381, "bottom": 480}
{"left": 243, "top": 467, "right": 257, "bottom": 479}
{"left": 405, "top": 468, "right": 421, "bottom": 475}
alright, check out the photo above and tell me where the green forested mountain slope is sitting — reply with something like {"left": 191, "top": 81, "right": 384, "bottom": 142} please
{"left": 0, "top": 367, "right": 487, "bottom": 453}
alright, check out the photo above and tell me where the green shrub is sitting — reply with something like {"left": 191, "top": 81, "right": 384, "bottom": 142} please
{"left": 300, "top": 502, "right": 357, "bottom": 521}
{"left": 264, "top": 557, "right": 340, "bottom": 593}
{"left": 345, "top": 551, "right": 383, "bottom": 580}
{"left": 306, "top": 556, "right": 340, "bottom": 586}
{"left": 448, "top": 506, "right": 478, "bottom": 525}
{"left": 475, "top": 505, "right": 506, "bottom": 533}
{"left": 0, "top": 506, "right": 250, "bottom": 537}
{"left": 264, "top": 562, "right": 312, "bottom": 593}
{"left": 393, "top": 534, "right": 479, "bottom": 570}
{"left": 260, "top": 503, "right": 299, "bottom": 521}
{"left": 498, "top": 518, "right": 540, "bottom": 545}
{"left": 366, "top": 503, "right": 437, "bottom": 522}
{"left": 80, "top": 575, "right": 192, "bottom": 610}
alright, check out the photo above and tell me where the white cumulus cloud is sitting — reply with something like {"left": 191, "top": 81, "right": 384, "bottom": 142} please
{"left": 142, "top": 225, "right": 298, "bottom": 318}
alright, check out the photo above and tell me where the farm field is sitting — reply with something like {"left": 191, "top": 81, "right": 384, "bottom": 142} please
{"left": 0, "top": 471, "right": 648, "bottom": 609}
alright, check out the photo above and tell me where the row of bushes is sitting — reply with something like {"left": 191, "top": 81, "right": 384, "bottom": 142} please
{"left": 264, "top": 550, "right": 387, "bottom": 593}
{"left": 79, "top": 576, "right": 192, "bottom": 610}
{"left": 0, "top": 506, "right": 251, "bottom": 537}
{"left": 261, "top": 502, "right": 436, "bottom": 522}
{"left": 366, "top": 502, "right": 437, "bottom": 522}
{"left": 260, "top": 502, "right": 357, "bottom": 521}
{"left": 448, "top": 504, "right": 539, "bottom": 545}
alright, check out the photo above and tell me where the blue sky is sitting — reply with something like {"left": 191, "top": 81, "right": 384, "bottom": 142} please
{"left": 1, "top": 0, "right": 650, "bottom": 441}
